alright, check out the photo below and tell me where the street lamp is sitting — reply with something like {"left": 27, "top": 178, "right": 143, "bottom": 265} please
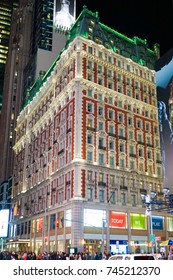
{"left": 141, "top": 187, "right": 173, "bottom": 254}
{"left": 141, "top": 191, "right": 156, "bottom": 254}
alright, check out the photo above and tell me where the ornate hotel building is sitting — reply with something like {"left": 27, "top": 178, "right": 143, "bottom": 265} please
{"left": 9, "top": 7, "right": 173, "bottom": 254}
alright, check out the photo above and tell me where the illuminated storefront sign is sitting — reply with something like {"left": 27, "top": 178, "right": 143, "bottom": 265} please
{"left": 130, "top": 213, "right": 146, "bottom": 229}
{"left": 84, "top": 209, "right": 106, "bottom": 227}
{"left": 109, "top": 211, "right": 127, "bottom": 228}
{"left": 152, "top": 216, "right": 164, "bottom": 230}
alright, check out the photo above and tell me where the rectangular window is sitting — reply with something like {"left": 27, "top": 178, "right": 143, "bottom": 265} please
{"left": 87, "top": 170, "right": 93, "bottom": 181}
{"left": 98, "top": 107, "right": 103, "bottom": 116}
{"left": 87, "top": 134, "right": 93, "bottom": 144}
{"left": 99, "top": 189, "right": 104, "bottom": 201}
{"left": 87, "top": 103, "right": 93, "bottom": 112}
{"left": 131, "top": 194, "right": 136, "bottom": 205}
{"left": 128, "top": 131, "right": 133, "bottom": 140}
{"left": 110, "top": 156, "right": 114, "bottom": 166}
{"left": 88, "top": 46, "right": 92, "bottom": 54}
{"left": 98, "top": 93, "right": 102, "bottom": 101}
{"left": 88, "top": 60, "right": 92, "bottom": 69}
{"left": 120, "top": 143, "right": 124, "bottom": 152}
{"left": 98, "top": 78, "right": 102, "bottom": 85}
{"left": 98, "top": 121, "right": 104, "bottom": 130}
{"left": 109, "top": 110, "right": 114, "bottom": 120}
{"left": 109, "top": 125, "right": 114, "bottom": 134}
{"left": 119, "top": 159, "right": 125, "bottom": 168}
{"left": 109, "top": 191, "right": 115, "bottom": 203}
{"left": 108, "top": 97, "right": 113, "bottom": 104}
{"left": 110, "top": 175, "right": 114, "bottom": 185}
{"left": 88, "top": 89, "right": 92, "bottom": 97}
{"left": 145, "top": 123, "right": 150, "bottom": 131}
{"left": 99, "top": 51, "right": 102, "bottom": 59}
{"left": 127, "top": 89, "right": 132, "bottom": 97}
{"left": 121, "top": 193, "right": 126, "bottom": 204}
{"left": 118, "top": 113, "right": 124, "bottom": 122}
{"left": 98, "top": 65, "right": 102, "bottom": 73}
{"left": 109, "top": 140, "right": 114, "bottom": 150}
{"left": 128, "top": 116, "right": 133, "bottom": 126}
{"left": 87, "top": 187, "right": 93, "bottom": 200}
{"left": 87, "top": 118, "right": 93, "bottom": 128}
{"left": 108, "top": 69, "right": 112, "bottom": 77}
{"left": 119, "top": 128, "right": 124, "bottom": 137}
{"left": 99, "top": 153, "right": 104, "bottom": 164}
{"left": 50, "top": 214, "right": 56, "bottom": 230}
{"left": 108, "top": 82, "right": 113, "bottom": 89}
{"left": 87, "top": 151, "right": 93, "bottom": 161}
{"left": 137, "top": 119, "right": 142, "bottom": 128}
{"left": 130, "top": 161, "right": 135, "bottom": 170}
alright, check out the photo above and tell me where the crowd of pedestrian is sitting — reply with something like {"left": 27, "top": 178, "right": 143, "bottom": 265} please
{"left": 0, "top": 250, "right": 110, "bottom": 260}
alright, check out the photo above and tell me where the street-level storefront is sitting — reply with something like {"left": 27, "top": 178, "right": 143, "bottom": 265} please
{"left": 6, "top": 206, "right": 173, "bottom": 254}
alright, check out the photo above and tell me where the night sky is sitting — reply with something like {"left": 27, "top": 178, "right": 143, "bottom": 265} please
{"left": 76, "top": 0, "right": 173, "bottom": 56}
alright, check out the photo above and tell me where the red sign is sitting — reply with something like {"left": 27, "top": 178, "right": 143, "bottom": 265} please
{"left": 109, "top": 211, "right": 127, "bottom": 228}
{"left": 156, "top": 236, "right": 161, "bottom": 241}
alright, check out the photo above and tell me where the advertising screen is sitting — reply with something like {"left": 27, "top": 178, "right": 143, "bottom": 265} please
{"left": 109, "top": 211, "right": 127, "bottom": 228}
{"left": 54, "top": 0, "right": 76, "bottom": 28}
{"left": 0, "top": 209, "right": 9, "bottom": 237}
{"left": 130, "top": 213, "right": 146, "bottom": 229}
{"left": 84, "top": 209, "right": 106, "bottom": 228}
{"left": 152, "top": 216, "right": 164, "bottom": 230}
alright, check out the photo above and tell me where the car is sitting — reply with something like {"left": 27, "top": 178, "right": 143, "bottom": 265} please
{"left": 108, "top": 254, "right": 156, "bottom": 260}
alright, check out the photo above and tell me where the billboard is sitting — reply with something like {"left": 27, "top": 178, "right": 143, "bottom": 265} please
{"left": 84, "top": 209, "right": 106, "bottom": 228}
{"left": 54, "top": 0, "right": 76, "bottom": 29}
{"left": 0, "top": 209, "right": 9, "bottom": 237}
{"left": 152, "top": 216, "right": 164, "bottom": 230}
{"left": 109, "top": 211, "right": 127, "bottom": 228}
{"left": 130, "top": 213, "right": 146, "bottom": 229}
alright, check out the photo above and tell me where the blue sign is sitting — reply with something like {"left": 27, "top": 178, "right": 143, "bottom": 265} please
{"left": 110, "top": 240, "right": 128, "bottom": 245}
{"left": 152, "top": 216, "right": 163, "bottom": 230}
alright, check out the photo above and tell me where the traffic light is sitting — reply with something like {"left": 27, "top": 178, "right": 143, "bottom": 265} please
{"left": 56, "top": 220, "right": 60, "bottom": 227}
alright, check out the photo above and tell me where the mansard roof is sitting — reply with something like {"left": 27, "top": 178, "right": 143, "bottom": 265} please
{"left": 66, "top": 5, "right": 159, "bottom": 70}
{"left": 24, "top": 6, "right": 159, "bottom": 109}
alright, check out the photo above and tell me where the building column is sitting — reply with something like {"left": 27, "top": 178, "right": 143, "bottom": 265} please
{"left": 71, "top": 199, "right": 84, "bottom": 252}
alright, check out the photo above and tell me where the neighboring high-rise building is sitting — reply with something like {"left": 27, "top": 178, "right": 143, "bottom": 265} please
{"left": 0, "top": 1, "right": 34, "bottom": 191}
{"left": 0, "top": 0, "right": 76, "bottom": 189}
{"left": 8, "top": 6, "right": 171, "bottom": 255}
{"left": 23, "top": 0, "right": 76, "bottom": 107}
{"left": 0, "top": 0, "right": 19, "bottom": 116}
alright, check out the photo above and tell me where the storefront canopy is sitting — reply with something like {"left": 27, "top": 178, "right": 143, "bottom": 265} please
{"left": 160, "top": 240, "right": 173, "bottom": 246}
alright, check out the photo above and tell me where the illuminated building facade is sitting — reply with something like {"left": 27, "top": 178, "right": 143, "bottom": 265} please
{"left": 0, "top": 0, "right": 19, "bottom": 114}
{"left": 9, "top": 7, "right": 173, "bottom": 254}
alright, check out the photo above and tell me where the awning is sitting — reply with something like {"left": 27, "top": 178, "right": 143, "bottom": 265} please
{"left": 160, "top": 240, "right": 173, "bottom": 246}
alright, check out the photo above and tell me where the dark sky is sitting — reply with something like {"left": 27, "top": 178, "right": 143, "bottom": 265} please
{"left": 76, "top": 0, "right": 173, "bottom": 57}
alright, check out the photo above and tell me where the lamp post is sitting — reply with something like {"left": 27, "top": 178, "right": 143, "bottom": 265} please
{"left": 141, "top": 191, "right": 156, "bottom": 254}
{"left": 141, "top": 187, "right": 173, "bottom": 254}
{"left": 102, "top": 218, "right": 105, "bottom": 257}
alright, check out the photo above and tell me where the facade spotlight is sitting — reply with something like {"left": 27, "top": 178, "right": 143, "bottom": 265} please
{"left": 163, "top": 187, "right": 170, "bottom": 196}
